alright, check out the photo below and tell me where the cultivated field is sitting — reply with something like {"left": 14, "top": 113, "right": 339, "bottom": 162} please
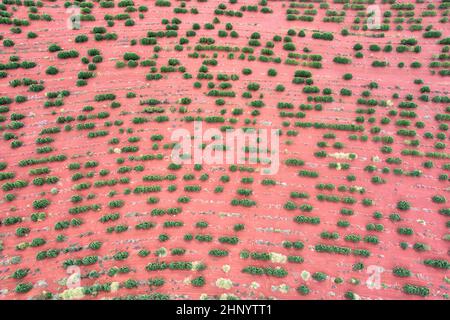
{"left": 0, "top": 0, "right": 449, "bottom": 300}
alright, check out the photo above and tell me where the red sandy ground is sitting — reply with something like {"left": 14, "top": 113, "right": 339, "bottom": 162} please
{"left": 0, "top": 0, "right": 448, "bottom": 300}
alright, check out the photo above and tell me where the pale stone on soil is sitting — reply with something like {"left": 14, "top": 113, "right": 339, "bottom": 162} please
{"left": 222, "top": 264, "right": 231, "bottom": 273}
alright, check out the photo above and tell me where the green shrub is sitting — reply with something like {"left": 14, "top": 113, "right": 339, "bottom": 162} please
{"left": 3, "top": 39, "right": 15, "bottom": 47}
{"left": 11, "top": 268, "right": 29, "bottom": 279}
{"left": 209, "top": 249, "right": 229, "bottom": 257}
{"left": 267, "top": 68, "right": 277, "bottom": 77}
{"left": 344, "top": 291, "right": 356, "bottom": 300}
{"left": 123, "top": 52, "right": 140, "bottom": 61}
{"left": 75, "top": 34, "right": 88, "bottom": 43}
